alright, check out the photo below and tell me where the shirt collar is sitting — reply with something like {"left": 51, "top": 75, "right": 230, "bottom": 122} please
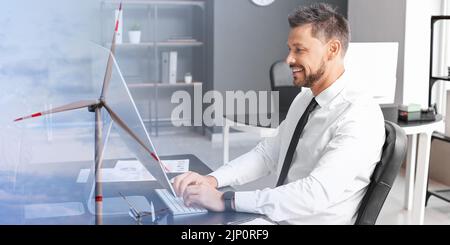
{"left": 314, "top": 71, "right": 348, "bottom": 108}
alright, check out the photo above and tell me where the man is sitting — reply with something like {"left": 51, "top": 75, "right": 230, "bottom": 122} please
{"left": 172, "top": 3, "right": 385, "bottom": 225}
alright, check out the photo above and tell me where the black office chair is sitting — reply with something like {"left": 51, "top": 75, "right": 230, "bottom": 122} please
{"left": 355, "top": 120, "right": 407, "bottom": 225}
{"left": 270, "top": 60, "right": 302, "bottom": 122}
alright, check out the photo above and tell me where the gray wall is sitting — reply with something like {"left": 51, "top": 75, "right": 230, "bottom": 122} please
{"left": 210, "top": 0, "right": 348, "bottom": 94}
{"left": 348, "top": 0, "right": 406, "bottom": 105}
{"left": 206, "top": 0, "right": 347, "bottom": 134}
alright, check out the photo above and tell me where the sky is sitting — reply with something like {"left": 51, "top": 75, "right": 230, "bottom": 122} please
{"left": 0, "top": 0, "right": 105, "bottom": 127}
{"left": 0, "top": 2, "right": 162, "bottom": 223}
{"left": 0, "top": 0, "right": 120, "bottom": 209}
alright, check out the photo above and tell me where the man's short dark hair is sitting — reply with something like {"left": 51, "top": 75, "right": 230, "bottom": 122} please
{"left": 288, "top": 3, "right": 350, "bottom": 56}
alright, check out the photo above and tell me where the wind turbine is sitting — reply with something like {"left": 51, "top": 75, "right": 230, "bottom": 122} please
{"left": 14, "top": 2, "right": 167, "bottom": 225}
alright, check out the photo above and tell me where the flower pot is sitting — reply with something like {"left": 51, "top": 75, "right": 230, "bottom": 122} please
{"left": 128, "top": 31, "right": 141, "bottom": 44}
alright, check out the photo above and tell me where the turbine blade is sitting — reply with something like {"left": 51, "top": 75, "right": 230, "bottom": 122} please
{"left": 100, "top": 2, "right": 122, "bottom": 99}
{"left": 14, "top": 100, "right": 99, "bottom": 122}
{"left": 103, "top": 103, "right": 169, "bottom": 172}
{"left": 103, "top": 103, "right": 153, "bottom": 157}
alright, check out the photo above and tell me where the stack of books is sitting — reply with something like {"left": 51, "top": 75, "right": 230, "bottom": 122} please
{"left": 398, "top": 104, "right": 436, "bottom": 122}
{"left": 167, "top": 36, "right": 197, "bottom": 43}
{"left": 398, "top": 104, "right": 421, "bottom": 121}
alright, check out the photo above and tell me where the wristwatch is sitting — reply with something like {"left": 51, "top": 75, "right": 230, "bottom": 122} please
{"left": 223, "top": 191, "right": 235, "bottom": 212}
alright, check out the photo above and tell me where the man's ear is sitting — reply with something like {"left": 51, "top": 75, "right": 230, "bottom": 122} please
{"left": 327, "top": 40, "right": 342, "bottom": 60}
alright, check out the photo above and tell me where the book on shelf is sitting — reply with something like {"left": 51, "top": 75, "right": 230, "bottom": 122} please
{"left": 161, "top": 51, "right": 178, "bottom": 84}
{"left": 169, "top": 51, "right": 178, "bottom": 85}
{"left": 166, "top": 36, "right": 197, "bottom": 43}
{"left": 161, "top": 52, "right": 169, "bottom": 84}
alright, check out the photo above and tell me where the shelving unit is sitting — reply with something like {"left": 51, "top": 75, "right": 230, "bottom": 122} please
{"left": 107, "top": 41, "right": 204, "bottom": 48}
{"left": 128, "top": 81, "right": 202, "bottom": 88}
{"left": 428, "top": 16, "right": 450, "bottom": 107}
{"left": 427, "top": 15, "right": 450, "bottom": 207}
{"left": 101, "top": 0, "right": 207, "bottom": 136}
{"left": 104, "top": 0, "right": 205, "bottom": 8}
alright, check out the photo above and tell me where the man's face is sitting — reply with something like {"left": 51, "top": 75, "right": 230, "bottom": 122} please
{"left": 286, "top": 24, "right": 329, "bottom": 88}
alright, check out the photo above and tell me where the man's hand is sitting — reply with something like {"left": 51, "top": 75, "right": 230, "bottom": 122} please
{"left": 172, "top": 171, "right": 218, "bottom": 197}
{"left": 183, "top": 184, "right": 225, "bottom": 212}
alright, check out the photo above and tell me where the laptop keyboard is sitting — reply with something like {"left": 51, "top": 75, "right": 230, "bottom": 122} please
{"left": 155, "top": 189, "right": 208, "bottom": 216}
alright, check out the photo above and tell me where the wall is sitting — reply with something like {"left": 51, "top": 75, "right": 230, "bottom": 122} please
{"left": 349, "top": 0, "right": 449, "bottom": 110}
{"left": 211, "top": 0, "right": 348, "bottom": 94}
{"left": 207, "top": 0, "right": 348, "bottom": 134}
{"left": 403, "top": 0, "right": 444, "bottom": 108}
{"left": 348, "top": 0, "right": 406, "bottom": 105}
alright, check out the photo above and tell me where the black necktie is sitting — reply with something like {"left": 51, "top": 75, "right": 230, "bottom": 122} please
{"left": 276, "top": 98, "right": 318, "bottom": 187}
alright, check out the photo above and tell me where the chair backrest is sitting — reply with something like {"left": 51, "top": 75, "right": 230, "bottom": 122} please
{"left": 354, "top": 120, "right": 407, "bottom": 225}
{"left": 270, "top": 60, "right": 302, "bottom": 115}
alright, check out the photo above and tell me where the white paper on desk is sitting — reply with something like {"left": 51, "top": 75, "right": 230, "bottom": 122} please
{"left": 24, "top": 202, "right": 85, "bottom": 219}
{"left": 161, "top": 159, "right": 189, "bottom": 173}
{"left": 238, "top": 218, "right": 276, "bottom": 225}
{"left": 76, "top": 160, "right": 155, "bottom": 183}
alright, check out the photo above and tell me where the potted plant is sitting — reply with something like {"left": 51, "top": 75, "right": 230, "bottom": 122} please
{"left": 184, "top": 73, "right": 193, "bottom": 84}
{"left": 128, "top": 23, "right": 141, "bottom": 44}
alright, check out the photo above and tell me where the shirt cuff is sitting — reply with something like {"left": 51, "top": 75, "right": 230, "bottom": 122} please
{"left": 208, "top": 170, "right": 233, "bottom": 188}
{"left": 234, "top": 191, "right": 259, "bottom": 213}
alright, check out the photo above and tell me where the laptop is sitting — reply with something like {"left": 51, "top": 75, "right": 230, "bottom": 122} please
{"left": 86, "top": 44, "right": 205, "bottom": 216}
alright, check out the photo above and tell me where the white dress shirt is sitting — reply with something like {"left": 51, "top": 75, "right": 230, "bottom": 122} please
{"left": 210, "top": 71, "right": 385, "bottom": 225}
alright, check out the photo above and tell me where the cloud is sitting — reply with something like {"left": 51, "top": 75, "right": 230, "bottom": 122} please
{"left": 0, "top": 1, "right": 150, "bottom": 193}
{"left": 0, "top": 189, "right": 48, "bottom": 203}
{"left": 0, "top": 60, "right": 48, "bottom": 79}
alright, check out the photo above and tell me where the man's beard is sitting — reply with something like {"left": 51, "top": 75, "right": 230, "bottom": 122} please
{"left": 303, "top": 61, "right": 326, "bottom": 88}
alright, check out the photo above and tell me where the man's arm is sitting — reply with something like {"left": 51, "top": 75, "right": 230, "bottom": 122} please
{"left": 173, "top": 121, "right": 285, "bottom": 198}
{"left": 208, "top": 121, "right": 285, "bottom": 188}
{"left": 233, "top": 111, "right": 385, "bottom": 222}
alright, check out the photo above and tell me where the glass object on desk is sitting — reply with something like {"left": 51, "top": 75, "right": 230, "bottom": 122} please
{"left": 118, "top": 192, "right": 170, "bottom": 225}
{"left": 119, "top": 192, "right": 155, "bottom": 224}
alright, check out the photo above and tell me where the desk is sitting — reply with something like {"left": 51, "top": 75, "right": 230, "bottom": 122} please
{"left": 2, "top": 154, "right": 260, "bottom": 225}
{"left": 382, "top": 107, "right": 444, "bottom": 225}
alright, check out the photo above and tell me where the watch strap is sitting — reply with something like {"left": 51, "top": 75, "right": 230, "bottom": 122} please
{"left": 223, "top": 191, "right": 235, "bottom": 212}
